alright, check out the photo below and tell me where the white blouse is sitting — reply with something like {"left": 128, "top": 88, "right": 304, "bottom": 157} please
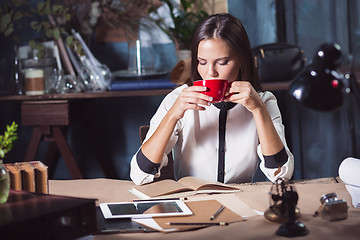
{"left": 130, "top": 84, "right": 294, "bottom": 185}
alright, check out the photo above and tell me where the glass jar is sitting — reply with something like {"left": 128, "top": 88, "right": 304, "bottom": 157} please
{"left": 127, "top": 38, "right": 156, "bottom": 75}
{"left": 21, "top": 57, "right": 57, "bottom": 94}
{"left": 0, "top": 159, "right": 10, "bottom": 204}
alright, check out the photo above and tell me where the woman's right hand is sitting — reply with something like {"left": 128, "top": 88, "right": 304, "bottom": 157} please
{"left": 169, "top": 85, "right": 213, "bottom": 120}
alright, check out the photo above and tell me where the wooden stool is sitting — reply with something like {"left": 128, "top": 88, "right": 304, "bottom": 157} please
{"left": 21, "top": 100, "right": 83, "bottom": 179}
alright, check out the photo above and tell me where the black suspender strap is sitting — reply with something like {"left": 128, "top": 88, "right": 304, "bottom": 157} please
{"left": 214, "top": 102, "right": 236, "bottom": 183}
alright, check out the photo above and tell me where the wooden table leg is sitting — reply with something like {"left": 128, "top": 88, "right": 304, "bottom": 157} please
{"left": 24, "top": 127, "right": 44, "bottom": 162}
{"left": 44, "top": 142, "right": 59, "bottom": 179}
{"left": 53, "top": 126, "right": 83, "bottom": 179}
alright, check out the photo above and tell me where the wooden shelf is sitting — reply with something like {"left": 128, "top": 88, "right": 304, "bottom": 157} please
{"left": 0, "top": 81, "right": 291, "bottom": 101}
{"left": 0, "top": 88, "right": 174, "bottom": 101}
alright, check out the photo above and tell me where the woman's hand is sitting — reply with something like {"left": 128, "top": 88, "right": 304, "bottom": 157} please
{"left": 227, "top": 81, "right": 284, "bottom": 156}
{"left": 169, "top": 85, "right": 213, "bottom": 120}
{"left": 226, "top": 81, "right": 265, "bottom": 113}
{"left": 141, "top": 85, "right": 213, "bottom": 164}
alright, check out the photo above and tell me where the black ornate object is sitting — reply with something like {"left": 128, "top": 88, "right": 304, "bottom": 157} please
{"left": 268, "top": 178, "right": 309, "bottom": 237}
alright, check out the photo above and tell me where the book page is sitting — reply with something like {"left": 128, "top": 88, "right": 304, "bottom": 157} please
{"left": 178, "top": 176, "right": 241, "bottom": 191}
{"left": 132, "top": 179, "right": 193, "bottom": 198}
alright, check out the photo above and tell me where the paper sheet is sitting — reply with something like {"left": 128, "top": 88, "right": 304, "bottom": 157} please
{"left": 187, "top": 194, "right": 261, "bottom": 217}
{"left": 132, "top": 218, "right": 178, "bottom": 232}
{"left": 134, "top": 199, "right": 245, "bottom": 232}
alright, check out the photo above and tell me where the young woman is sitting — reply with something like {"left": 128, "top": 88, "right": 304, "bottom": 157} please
{"left": 130, "top": 13, "right": 294, "bottom": 185}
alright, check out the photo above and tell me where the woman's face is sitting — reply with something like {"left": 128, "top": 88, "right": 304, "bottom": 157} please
{"left": 197, "top": 38, "right": 241, "bottom": 82}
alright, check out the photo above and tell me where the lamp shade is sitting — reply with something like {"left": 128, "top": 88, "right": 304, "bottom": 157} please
{"left": 289, "top": 43, "right": 344, "bottom": 111}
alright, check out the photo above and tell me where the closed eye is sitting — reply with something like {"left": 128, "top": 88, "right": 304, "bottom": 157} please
{"left": 218, "top": 60, "right": 229, "bottom": 65}
{"left": 198, "top": 60, "right": 207, "bottom": 65}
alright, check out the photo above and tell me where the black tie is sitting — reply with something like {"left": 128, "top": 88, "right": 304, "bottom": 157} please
{"left": 213, "top": 102, "right": 236, "bottom": 183}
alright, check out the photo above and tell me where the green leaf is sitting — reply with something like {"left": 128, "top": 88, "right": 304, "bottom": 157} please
{"left": 29, "top": 40, "right": 37, "bottom": 49}
{"left": 52, "top": 28, "right": 60, "bottom": 40}
{"left": 13, "top": 11, "right": 24, "bottom": 21}
{"left": 60, "top": 28, "right": 67, "bottom": 35}
{"left": 41, "top": 21, "right": 51, "bottom": 29}
{"left": 37, "top": 2, "right": 45, "bottom": 12}
{"left": 1, "top": 13, "right": 12, "bottom": 27}
{"left": 36, "top": 51, "right": 45, "bottom": 59}
{"left": 66, "top": 35, "right": 73, "bottom": 46}
{"left": 0, "top": 121, "right": 18, "bottom": 159}
{"left": 30, "top": 21, "right": 41, "bottom": 31}
{"left": 44, "top": 30, "right": 52, "bottom": 39}
{"left": 52, "top": 4, "right": 62, "bottom": 13}
{"left": 0, "top": 23, "right": 7, "bottom": 33}
{"left": 65, "top": 13, "right": 71, "bottom": 22}
{"left": 4, "top": 25, "right": 14, "bottom": 36}
{"left": 44, "top": 0, "right": 51, "bottom": 15}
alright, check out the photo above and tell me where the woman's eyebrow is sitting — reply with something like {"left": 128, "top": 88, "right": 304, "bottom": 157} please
{"left": 215, "top": 57, "right": 230, "bottom": 61}
{"left": 197, "top": 57, "right": 230, "bottom": 61}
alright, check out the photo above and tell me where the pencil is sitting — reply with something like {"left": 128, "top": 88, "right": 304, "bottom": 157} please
{"left": 166, "top": 222, "right": 229, "bottom": 226}
{"left": 210, "top": 205, "right": 225, "bottom": 220}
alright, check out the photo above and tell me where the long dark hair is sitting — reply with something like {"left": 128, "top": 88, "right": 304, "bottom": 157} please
{"left": 190, "top": 13, "right": 262, "bottom": 91}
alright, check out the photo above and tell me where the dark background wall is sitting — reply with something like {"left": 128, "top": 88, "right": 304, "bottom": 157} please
{"left": 1, "top": 0, "right": 360, "bottom": 181}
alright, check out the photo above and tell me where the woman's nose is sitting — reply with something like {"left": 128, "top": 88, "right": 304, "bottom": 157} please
{"left": 208, "top": 65, "right": 219, "bottom": 77}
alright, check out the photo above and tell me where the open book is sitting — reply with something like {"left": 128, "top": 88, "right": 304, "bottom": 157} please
{"left": 130, "top": 176, "right": 242, "bottom": 199}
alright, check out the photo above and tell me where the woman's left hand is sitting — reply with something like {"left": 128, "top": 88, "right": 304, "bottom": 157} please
{"left": 226, "top": 81, "right": 265, "bottom": 113}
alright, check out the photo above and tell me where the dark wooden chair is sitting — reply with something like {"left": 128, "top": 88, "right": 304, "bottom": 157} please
{"left": 139, "top": 125, "right": 175, "bottom": 181}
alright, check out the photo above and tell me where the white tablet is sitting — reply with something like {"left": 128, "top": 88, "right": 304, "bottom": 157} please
{"left": 99, "top": 200, "right": 193, "bottom": 219}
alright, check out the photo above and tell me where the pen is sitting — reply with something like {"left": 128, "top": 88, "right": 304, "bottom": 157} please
{"left": 210, "top": 205, "right": 225, "bottom": 220}
{"left": 166, "top": 222, "right": 229, "bottom": 226}
{"left": 133, "top": 197, "right": 187, "bottom": 202}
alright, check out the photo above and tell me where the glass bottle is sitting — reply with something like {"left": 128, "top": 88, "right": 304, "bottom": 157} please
{"left": 0, "top": 159, "right": 10, "bottom": 204}
{"left": 13, "top": 45, "right": 24, "bottom": 95}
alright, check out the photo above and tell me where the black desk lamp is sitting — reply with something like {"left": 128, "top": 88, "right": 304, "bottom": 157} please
{"left": 289, "top": 42, "right": 360, "bottom": 111}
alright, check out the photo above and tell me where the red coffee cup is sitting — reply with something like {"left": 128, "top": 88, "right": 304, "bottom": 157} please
{"left": 193, "top": 79, "right": 231, "bottom": 103}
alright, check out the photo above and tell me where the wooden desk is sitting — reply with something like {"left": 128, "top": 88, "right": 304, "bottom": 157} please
{"left": 48, "top": 177, "right": 360, "bottom": 239}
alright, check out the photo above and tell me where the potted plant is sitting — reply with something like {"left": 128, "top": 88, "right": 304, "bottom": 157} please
{"left": 0, "top": 121, "right": 18, "bottom": 204}
{"left": 152, "top": 0, "right": 209, "bottom": 60}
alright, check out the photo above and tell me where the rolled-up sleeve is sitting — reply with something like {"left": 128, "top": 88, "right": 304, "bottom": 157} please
{"left": 257, "top": 92, "right": 294, "bottom": 182}
{"left": 130, "top": 85, "right": 185, "bottom": 185}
